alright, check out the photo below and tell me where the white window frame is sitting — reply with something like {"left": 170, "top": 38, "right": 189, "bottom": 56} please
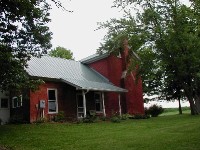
{"left": 47, "top": 88, "right": 58, "bottom": 114}
{"left": 17, "top": 95, "right": 22, "bottom": 107}
{"left": 94, "top": 92, "right": 103, "bottom": 113}
{"left": 12, "top": 95, "right": 23, "bottom": 108}
{"left": 12, "top": 97, "right": 18, "bottom": 108}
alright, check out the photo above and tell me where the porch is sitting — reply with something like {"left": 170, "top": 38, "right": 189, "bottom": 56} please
{"left": 76, "top": 90, "right": 123, "bottom": 119}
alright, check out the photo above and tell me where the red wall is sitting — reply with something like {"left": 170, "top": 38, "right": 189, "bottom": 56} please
{"left": 89, "top": 52, "right": 144, "bottom": 115}
{"left": 29, "top": 81, "right": 77, "bottom": 122}
{"left": 89, "top": 55, "right": 123, "bottom": 116}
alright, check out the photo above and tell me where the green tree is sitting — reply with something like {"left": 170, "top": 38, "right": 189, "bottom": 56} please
{"left": 99, "top": 0, "right": 200, "bottom": 115}
{"left": 49, "top": 46, "right": 74, "bottom": 60}
{"left": 0, "top": 0, "right": 53, "bottom": 91}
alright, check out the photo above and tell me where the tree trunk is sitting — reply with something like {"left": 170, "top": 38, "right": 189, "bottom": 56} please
{"left": 184, "top": 88, "right": 199, "bottom": 115}
{"left": 188, "top": 98, "right": 199, "bottom": 115}
{"left": 194, "top": 95, "right": 200, "bottom": 113}
{"left": 178, "top": 97, "right": 182, "bottom": 115}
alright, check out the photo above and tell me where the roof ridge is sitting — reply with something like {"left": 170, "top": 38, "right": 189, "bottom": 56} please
{"left": 80, "top": 52, "right": 110, "bottom": 64}
{"left": 41, "top": 55, "right": 79, "bottom": 62}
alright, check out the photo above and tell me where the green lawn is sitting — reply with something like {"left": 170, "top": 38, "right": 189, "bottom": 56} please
{"left": 0, "top": 114, "right": 200, "bottom": 150}
{"left": 160, "top": 107, "right": 191, "bottom": 116}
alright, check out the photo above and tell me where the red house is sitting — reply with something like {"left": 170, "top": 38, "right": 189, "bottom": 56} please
{"left": 1, "top": 47, "right": 144, "bottom": 123}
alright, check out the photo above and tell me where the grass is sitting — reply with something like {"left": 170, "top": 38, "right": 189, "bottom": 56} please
{"left": 0, "top": 114, "right": 200, "bottom": 150}
{"left": 160, "top": 107, "right": 191, "bottom": 116}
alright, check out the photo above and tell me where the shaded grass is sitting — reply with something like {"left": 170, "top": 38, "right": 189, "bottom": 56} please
{"left": 0, "top": 114, "right": 200, "bottom": 150}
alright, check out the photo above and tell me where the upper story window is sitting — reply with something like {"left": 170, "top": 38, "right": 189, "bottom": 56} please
{"left": 48, "top": 89, "right": 58, "bottom": 113}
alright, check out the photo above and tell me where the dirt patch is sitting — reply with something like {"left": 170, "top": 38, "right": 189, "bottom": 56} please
{"left": 0, "top": 146, "right": 12, "bottom": 150}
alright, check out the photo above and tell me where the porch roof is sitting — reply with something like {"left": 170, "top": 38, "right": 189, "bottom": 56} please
{"left": 26, "top": 56, "right": 127, "bottom": 93}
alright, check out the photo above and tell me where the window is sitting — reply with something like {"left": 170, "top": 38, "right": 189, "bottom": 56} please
{"left": 12, "top": 96, "right": 22, "bottom": 108}
{"left": 1, "top": 98, "right": 9, "bottom": 108}
{"left": 48, "top": 89, "right": 58, "bottom": 113}
{"left": 95, "top": 93, "right": 102, "bottom": 112}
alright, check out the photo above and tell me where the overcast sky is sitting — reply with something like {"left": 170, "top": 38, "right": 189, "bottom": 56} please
{"left": 48, "top": 0, "right": 189, "bottom": 61}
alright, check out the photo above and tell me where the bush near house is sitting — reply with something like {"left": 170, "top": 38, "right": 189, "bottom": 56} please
{"left": 146, "top": 104, "right": 164, "bottom": 117}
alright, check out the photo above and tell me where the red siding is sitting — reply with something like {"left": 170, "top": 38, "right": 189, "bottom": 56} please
{"left": 29, "top": 82, "right": 77, "bottom": 122}
{"left": 89, "top": 51, "right": 144, "bottom": 115}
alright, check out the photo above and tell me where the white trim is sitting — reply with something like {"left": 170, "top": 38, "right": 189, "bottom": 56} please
{"left": 82, "top": 90, "right": 87, "bottom": 118}
{"left": 102, "top": 92, "right": 106, "bottom": 117}
{"left": 17, "top": 95, "right": 22, "bottom": 107}
{"left": 12, "top": 97, "right": 18, "bottom": 108}
{"left": 118, "top": 94, "right": 122, "bottom": 116}
{"left": 47, "top": 88, "right": 58, "bottom": 114}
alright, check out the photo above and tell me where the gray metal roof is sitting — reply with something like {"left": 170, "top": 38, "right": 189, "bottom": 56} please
{"left": 80, "top": 53, "right": 110, "bottom": 64}
{"left": 80, "top": 51, "right": 141, "bottom": 65}
{"left": 26, "top": 56, "right": 127, "bottom": 92}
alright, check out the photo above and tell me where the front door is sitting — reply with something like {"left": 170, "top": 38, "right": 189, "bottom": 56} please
{"left": 76, "top": 94, "right": 84, "bottom": 118}
{"left": 0, "top": 91, "right": 10, "bottom": 124}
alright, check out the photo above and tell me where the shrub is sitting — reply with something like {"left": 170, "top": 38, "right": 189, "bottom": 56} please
{"left": 148, "top": 104, "right": 164, "bottom": 117}
{"left": 82, "top": 115, "right": 97, "bottom": 123}
{"left": 54, "top": 111, "right": 65, "bottom": 122}
{"left": 110, "top": 116, "right": 121, "bottom": 123}
{"left": 33, "top": 117, "right": 47, "bottom": 124}
{"left": 121, "top": 114, "right": 131, "bottom": 120}
{"left": 110, "top": 112, "right": 121, "bottom": 123}
{"left": 128, "top": 114, "right": 150, "bottom": 119}
{"left": 99, "top": 116, "right": 107, "bottom": 121}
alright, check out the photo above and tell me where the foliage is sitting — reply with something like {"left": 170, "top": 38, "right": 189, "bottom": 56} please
{"left": 54, "top": 111, "right": 66, "bottom": 122}
{"left": 49, "top": 46, "right": 74, "bottom": 60}
{"left": 147, "top": 104, "right": 164, "bottom": 117}
{"left": 99, "top": 116, "right": 107, "bottom": 121}
{"left": 0, "top": 0, "right": 53, "bottom": 92}
{"left": 0, "top": 115, "right": 200, "bottom": 149}
{"left": 33, "top": 117, "right": 47, "bottom": 124}
{"left": 82, "top": 115, "right": 97, "bottom": 123}
{"left": 120, "top": 113, "right": 131, "bottom": 120}
{"left": 98, "top": 0, "right": 200, "bottom": 115}
{"left": 110, "top": 112, "right": 121, "bottom": 123}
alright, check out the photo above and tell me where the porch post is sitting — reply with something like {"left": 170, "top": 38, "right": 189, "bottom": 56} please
{"left": 118, "top": 93, "right": 122, "bottom": 116}
{"left": 82, "top": 90, "right": 87, "bottom": 118}
{"left": 102, "top": 92, "right": 106, "bottom": 117}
